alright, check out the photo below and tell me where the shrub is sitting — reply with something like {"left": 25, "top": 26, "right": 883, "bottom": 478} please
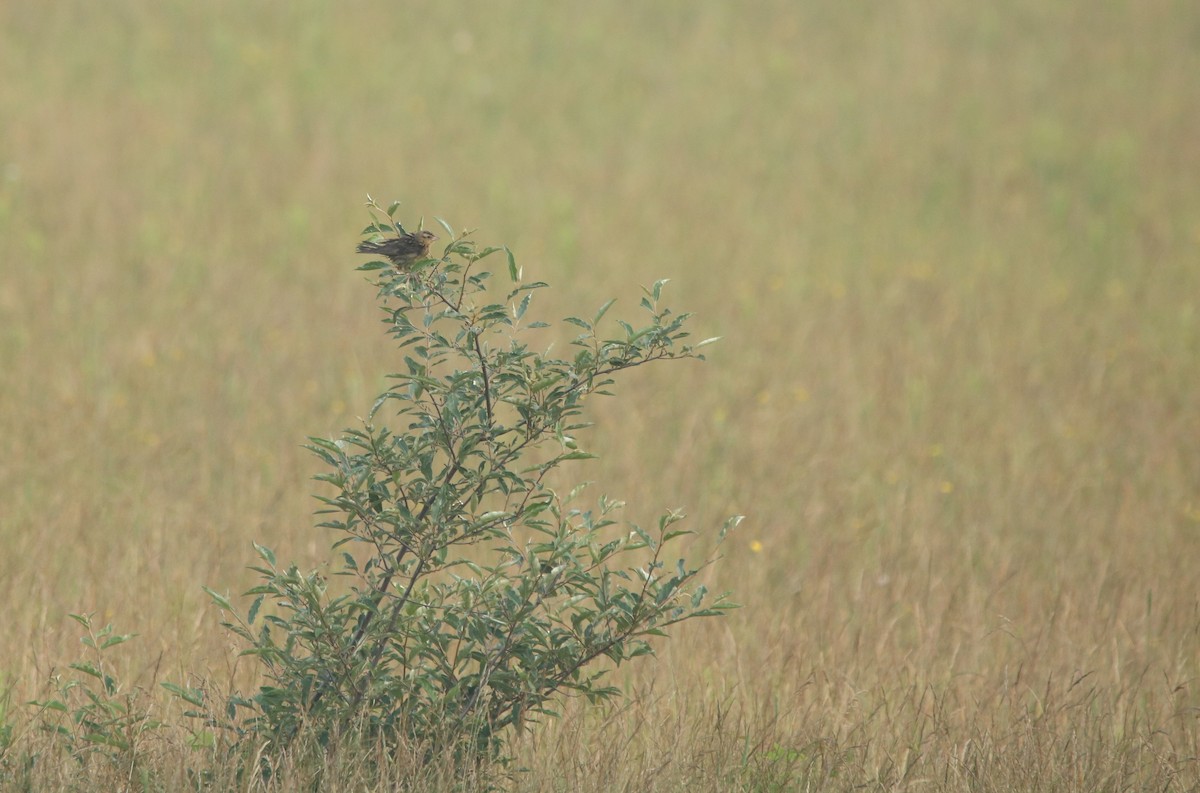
{"left": 173, "top": 200, "right": 739, "bottom": 772}
{"left": 27, "top": 614, "right": 159, "bottom": 778}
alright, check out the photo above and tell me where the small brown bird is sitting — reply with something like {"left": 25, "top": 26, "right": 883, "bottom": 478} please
{"left": 356, "top": 229, "right": 439, "bottom": 269}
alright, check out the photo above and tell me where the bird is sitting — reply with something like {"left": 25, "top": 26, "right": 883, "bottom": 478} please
{"left": 356, "top": 229, "right": 439, "bottom": 269}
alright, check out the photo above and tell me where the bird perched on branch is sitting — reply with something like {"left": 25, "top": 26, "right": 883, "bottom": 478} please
{"left": 356, "top": 229, "right": 439, "bottom": 269}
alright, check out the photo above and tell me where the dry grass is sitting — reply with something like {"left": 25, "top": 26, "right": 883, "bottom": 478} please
{"left": 2, "top": 0, "right": 1198, "bottom": 790}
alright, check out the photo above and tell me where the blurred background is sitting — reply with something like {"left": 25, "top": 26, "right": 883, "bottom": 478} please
{"left": 2, "top": 1, "right": 1198, "bottom": 787}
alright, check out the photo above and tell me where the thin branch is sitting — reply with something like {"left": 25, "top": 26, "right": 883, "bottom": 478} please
{"left": 471, "top": 330, "right": 494, "bottom": 429}
{"left": 349, "top": 553, "right": 430, "bottom": 712}
{"left": 456, "top": 253, "right": 475, "bottom": 309}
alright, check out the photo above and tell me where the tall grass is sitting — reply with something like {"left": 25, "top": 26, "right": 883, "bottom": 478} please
{"left": 2, "top": 0, "right": 1198, "bottom": 789}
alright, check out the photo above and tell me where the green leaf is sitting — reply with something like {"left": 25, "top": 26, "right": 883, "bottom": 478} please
{"left": 531, "top": 373, "right": 563, "bottom": 392}
{"left": 253, "top": 542, "right": 277, "bottom": 568}
{"left": 662, "top": 529, "right": 694, "bottom": 542}
{"left": 69, "top": 661, "right": 102, "bottom": 680}
{"left": 203, "top": 587, "right": 234, "bottom": 612}
{"left": 161, "top": 682, "right": 205, "bottom": 707}
{"left": 506, "top": 247, "right": 520, "bottom": 281}
{"left": 100, "top": 632, "right": 136, "bottom": 649}
{"left": 386, "top": 201, "right": 401, "bottom": 218}
{"left": 187, "top": 730, "right": 216, "bottom": 749}
{"left": 306, "top": 436, "right": 343, "bottom": 454}
{"left": 718, "top": 514, "right": 745, "bottom": 541}
{"left": 516, "top": 292, "right": 532, "bottom": 320}
{"left": 593, "top": 298, "right": 617, "bottom": 326}
{"left": 247, "top": 595, "right": 264, "bottom": 625}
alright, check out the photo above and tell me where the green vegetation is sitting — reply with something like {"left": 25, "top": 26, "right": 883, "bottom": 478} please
{"left": 2, "top": 1, "right": 1198, "bottom": 789}
{"left": 198, "top": 206, "right": 734, "bottom": 767}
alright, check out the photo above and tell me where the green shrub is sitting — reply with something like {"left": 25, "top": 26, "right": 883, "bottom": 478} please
{"left": 28, "top": 614, "right": 159, "bottom": 777}
{"left": 173, "top": 200, "right": 739, "bottom": 772}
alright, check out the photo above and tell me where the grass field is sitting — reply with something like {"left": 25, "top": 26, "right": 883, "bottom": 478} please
{"left": 2, "top": 1, "right": 1199, "bottom": 789}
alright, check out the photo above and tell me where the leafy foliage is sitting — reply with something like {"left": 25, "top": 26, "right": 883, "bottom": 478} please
{"left": 28, "top": 614, "right": 159, "bottom": 773}
{"left": 179, "top": 201, "right": 738, "bottom": 767}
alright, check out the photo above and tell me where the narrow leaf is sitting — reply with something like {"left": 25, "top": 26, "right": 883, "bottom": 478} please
{"left": 506, "top": 247, "right": 520, "bottom": 281}
{"left": 253, "top": 542, "right": 276, "bottom": 568}
{"left": 593, "top": 298, "right": 617, "bottom": 326}
{"left": 718, "top": 515, "right": 745, "bottom": 541}
{"left": 516, "top": 292, "right": 532, "bottom": 320}
{"left": 247, "top": 595, "right": 264, "bottom": 625}
{"left": 161, "top": 682, "right": 205, "bottom": 707}
{"left": 203, "top": 587, "right": 234, "bottom": 612}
